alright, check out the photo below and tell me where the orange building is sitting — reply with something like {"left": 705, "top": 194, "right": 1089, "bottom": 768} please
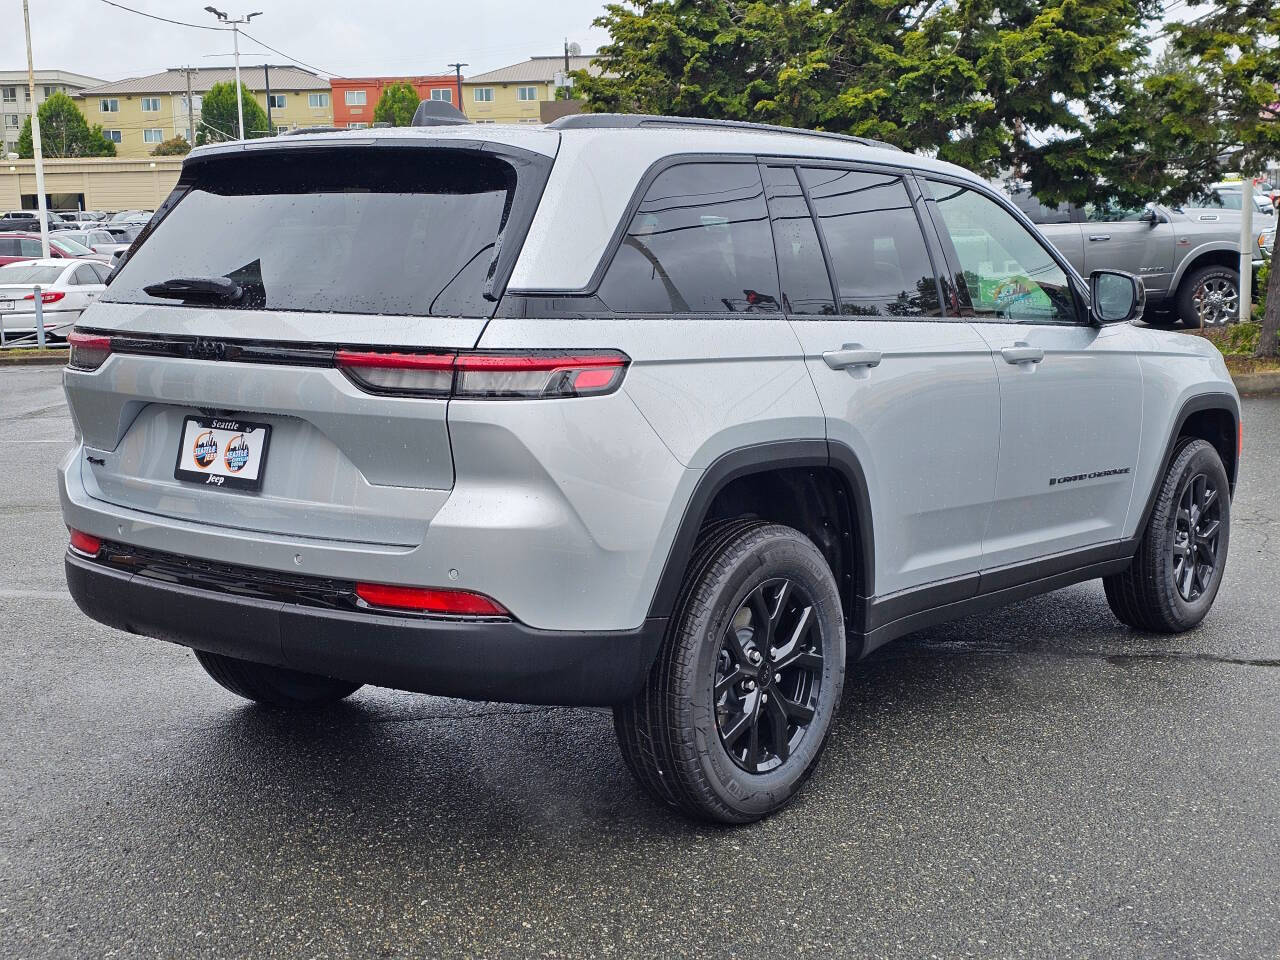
{"left": 329, "top": 75, "right": 461, "bottom": 128}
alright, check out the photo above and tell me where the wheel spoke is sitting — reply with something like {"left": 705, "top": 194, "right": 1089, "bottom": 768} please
{"left": 766, "top": 696, "right": 790, "bottom": 763}
{"left": 745, "top": 703, "right": 762, "bottom": 771}
{"left": 776, "top": 693, "right": 815, "bottom": 725}
{"left": 1200, "top": 486, "right": 1218, "bottom": 512}
{"left": 1172, "top": 540, "right": 1191, "bottom": 559}
{"left": 770, "top": 580, "right": 793, "bottom": 630}
{"left": 1198, "top": 519, "right": 1220, "bottom": 544}
{"left": 774, "top": 647, "right": 823, "bottom": 675}
{"left": 1177, "top": 507, "right": 1192, "bottom": 529}
{"left": 720, "top": 700, "right": 755, "bottom": 747}
{"left": 749, "top": 589, "right": 774, "bottom": 646}
{"left": 723, "top": 621, "right": 749, "bottom": 665}
{"left": 715, "top": 664, "right": 748, "bottom": 698}
{"left": 1180, "top": 561, "right": 1196, "bottom": 599}
{"left": 771, "top": 603, "right": 813, "bottom": 664}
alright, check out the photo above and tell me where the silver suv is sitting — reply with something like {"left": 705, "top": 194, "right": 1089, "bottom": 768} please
{"left": 1008, "top": 191, "right": 1274, "bottom": 328}
{"left": 60, "top": 115, "right": 1241, "bottom": 823}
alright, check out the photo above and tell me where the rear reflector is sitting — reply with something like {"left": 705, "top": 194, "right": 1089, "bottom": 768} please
{"left": 336, "top": 349, "right": 628, "bottom": 399}
{"left": 355, "top": 582, "right": 508, "bottom": 617}
{"left": 68, "top": 529, "right": 102, "bottom": 557}
{"left": 67, "top": 331, "right": 112, "bottom": 370}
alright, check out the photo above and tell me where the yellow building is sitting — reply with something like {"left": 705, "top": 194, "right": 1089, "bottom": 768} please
{"left": 462, "top": 55, "right": 599, "bottom": 124}
{"left": 75, "top": 65, "right": 334, "bottom": 159}
{"left": 0, "top": 156, "right": 182, "bottom": 212}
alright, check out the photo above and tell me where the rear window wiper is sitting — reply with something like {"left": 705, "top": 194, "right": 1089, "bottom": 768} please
{"left": 142, "top": 276, "right": 243, "bottom": 303}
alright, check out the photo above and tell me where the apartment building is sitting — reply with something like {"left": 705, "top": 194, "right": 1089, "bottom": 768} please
{"left": 462, "top": 55, "right": 598, "bottom": 124}
{"left": 1, "top": 70, "right": 104, "bottom": 157}
{"left": 330, "top": 75, "right": 460, "bottom": 128}
{"left": 75, "top": 66, "right": 334, "bottom": 158}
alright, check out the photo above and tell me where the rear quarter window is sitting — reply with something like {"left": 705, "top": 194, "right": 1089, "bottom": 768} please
{"left": 596, "top": 162, "right": 780, "bottom": 314}
{"left": 104, "top": 148, "right": 521, "bottom": 318}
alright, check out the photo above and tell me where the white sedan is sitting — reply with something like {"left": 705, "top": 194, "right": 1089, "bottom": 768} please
{"left": 0, "top": 259, "right": 110, "bottom": 342}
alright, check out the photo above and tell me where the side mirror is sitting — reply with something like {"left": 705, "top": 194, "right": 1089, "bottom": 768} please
{"left": 1090, "top": 269, "right": 1145, "bottom": 325}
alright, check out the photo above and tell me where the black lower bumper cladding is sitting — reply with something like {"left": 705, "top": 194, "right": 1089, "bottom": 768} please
{"left": 65, "top": 546, "right": 665, "bottom": 707}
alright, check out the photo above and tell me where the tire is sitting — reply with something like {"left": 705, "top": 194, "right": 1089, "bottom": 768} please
{"left": 193, "top": 649, "right": 363, "bottom": 708}
{"left": 1104, "top": 439, "right": 1230, "bottom": 633}
{"left": 614, "top": 521, "right": 846, "bottom": 823}
{"left": 1176, "top": 265, "right": 1240, "bottom": 328}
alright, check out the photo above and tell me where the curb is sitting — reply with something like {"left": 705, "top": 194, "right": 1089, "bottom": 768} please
{"left": 0, "top": 351, "right": 68, "bottom": 366}
{"left": 1231, "top": 370, "right": 1280, "bottom": 396}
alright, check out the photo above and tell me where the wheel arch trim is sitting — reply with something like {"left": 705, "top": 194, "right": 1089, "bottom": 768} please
{"left": 644, "top": 439, "right": 876, "bottom": 622}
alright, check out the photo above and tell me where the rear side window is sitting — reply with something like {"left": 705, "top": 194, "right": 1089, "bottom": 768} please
{"left": 18, "top": 238, "right": 42, "bottom": 257}
{"left": 763, "top": 166, "right": 835, "bottom": 316}
{"left": 801, "top": 168, "right": 940, "bottom": 317}
{"left": 104, "top": 149, "right": 518, "bottom": 317}
{"left": 597, "top": 162, "right": 780, "bottom": 313}
{"left": 0, "top": 238, "right": 17, "bottom": 256}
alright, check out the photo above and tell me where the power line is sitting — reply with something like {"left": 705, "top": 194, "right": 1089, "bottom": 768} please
{"left": 237, "top": 28, "right": 343, "bottom": 78}
{"left": 96, "top": 0, "right": 227, "bottom": 31}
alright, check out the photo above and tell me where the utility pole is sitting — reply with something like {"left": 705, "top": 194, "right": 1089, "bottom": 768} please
{"left": 204, "top": 7, "right": 262, "bottom": 140}
{"left": 448, "top": 62, "right": 467, "bottom": 108}
{"left": 185, "top": 66, "right": 195, "bottom": 144}
{"left": 564, "top": 38, "right": 569, "bottom": 77}
{"left": 22, "top": 0, "right": 49, "bottom": 259}
{"left": 264, "top": 63, "right": 272, "bottom": 132}
{"left": 1239, "top": 177, "right": 1254, "bottom": 324}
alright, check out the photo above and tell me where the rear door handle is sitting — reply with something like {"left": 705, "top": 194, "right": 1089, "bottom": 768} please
{"left": 822, "top": 344, "right": 882, "bottom": 370}
{"left": 1001, "top": 343, "right": 1045, "bottom": 365}
{"left": 1088, "top": 234, "right": 1111, "bottom": 241}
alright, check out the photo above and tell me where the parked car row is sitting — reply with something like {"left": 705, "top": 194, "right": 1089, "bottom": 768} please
{"left": 0, "top": 209, "right": 153, "bottom": 233}
{"left": 0, "top": 257, "right": 109, "bottom": 340}
{"left": 1007, "top": 190, "right": 1274, "bottom": 327}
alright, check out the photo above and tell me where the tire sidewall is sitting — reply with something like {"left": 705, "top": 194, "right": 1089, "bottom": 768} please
{"left": 1152, "top": 442, "right": 1231, "bottom": 628}
{"left": 679, "top": 530, "right": 845, "bottom": 820}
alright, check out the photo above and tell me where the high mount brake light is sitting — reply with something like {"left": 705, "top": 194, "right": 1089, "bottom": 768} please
{"left": 355, "top": 582, "right": 508, "bottom": 617}
{"left": 67, "top": 331, "right": 112, "bottom": 370}
{"left": 336, "top": 350, "right": 629, "bottom": 399}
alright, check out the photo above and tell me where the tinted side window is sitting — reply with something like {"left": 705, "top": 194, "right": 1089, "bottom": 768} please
{"left": 0, "top": 237, "right": 17, "bottom": 256}
{"left": 762, "top": 165, "right": 835, "bottom": 316}
{"left": 18, "top": 238, "right": 42, "bottom": 257}
{"left": 926, "top": 180, "right": 1079, "bottom": 324}
{"left": 801, "top": 168, "right": 940, "bottom": 317}
{"left": 1007, "top": 189, "right": 1077, "bottom": 225}
{"left": 72, "top": 265, "right": 98, "bottom": 285}
{"left": 597, "top": 162, "right": 780, "bottom": 313}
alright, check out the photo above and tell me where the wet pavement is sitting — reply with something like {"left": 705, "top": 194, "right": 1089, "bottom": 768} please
{"left": 2, "top": 366, "right": 1277, "bottom": 959}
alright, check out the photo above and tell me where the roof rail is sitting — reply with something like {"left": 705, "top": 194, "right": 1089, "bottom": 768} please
{"left": 546, "top": 113, "right": 903, "bottom": 152}
{"left": 279, "top": 126, "right": 342, "bottom": 136}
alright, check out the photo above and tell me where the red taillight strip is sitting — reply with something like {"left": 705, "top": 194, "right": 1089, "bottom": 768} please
{"left": 68, "top": 529, "right": 102, "bottom": 557}
{"left": 68, "top": 331, "right": 112, "bottom": 351}
{"left": 334, "top": 350, "right": 456, "bottom": 370}
{"left": 355, "top": 582, "right": 508, "bottom": 617}
{"left": 455, "top": 354, "right": 627, "bottom": 372}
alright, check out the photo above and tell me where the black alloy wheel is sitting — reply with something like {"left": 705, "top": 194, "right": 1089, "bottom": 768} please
{"left": 1172, "top": 472, "right": 1223, "bottom": 603}
{"left": 714, "top": 577, "right": 824, "bottom": 774}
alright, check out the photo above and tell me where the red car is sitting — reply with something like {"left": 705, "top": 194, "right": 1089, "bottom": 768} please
{"left": 0, "top": 233, "right": 111, "bottom": 266}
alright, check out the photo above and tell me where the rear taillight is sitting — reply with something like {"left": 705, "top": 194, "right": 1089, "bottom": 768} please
{"left": 68, "top": 331, "right": 112, "bottom": 370}
{"left": 334, "top": 350, "right": 455, "bottom": 396}
{"left": 23, "top": 290, "right": 65, "bottom": 304}
{"left": 355, "top": 582, "right": 508, "bottom": 617}
{"left": 336, "top": 350, "right": 629, "bottom": 399}
{"left": 68, "top": 529, "right": 102, "bottom": 557}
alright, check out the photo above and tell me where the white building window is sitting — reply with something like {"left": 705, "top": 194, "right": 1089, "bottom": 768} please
{"left": 143, "top": 128, "right": 164, "bottom": 143}
{"left": 180, "top": 95, "right": 203, "bottom": 113}
{"left": 430, "top": 88, "right": 452, "bottom": 103}
{"left": 347, "top": 122, "right": 368, "bottom": 129}
{"left": 268, "top": 94, "right": 286, "bottom": 109}
{"left": 103, "top": 130, "right": 122, "bottom": 143}
{"left": 275, "top": 125, "right": 289, "bottom": 136}
{"left": 1, "top": 87, "right": 17, "bottom": 104}
{"left": 474, "top": 87, "right": 494, "bottom": 103}
{"left": 4, "top": 114, "right": 18, "bottom": 129}
{"left": 141, "top": 97, "right": 161, "bottom": 112}
{"left": 516, "top": 86, "right": 538, "bottom": 101}
{"left": 43, "top": 86, "right": 58, "bottom": 99}
{"left": 100, "top": 99, "right": 119, "bottom": 113}
{"left": 344, "top": 90, "right": 366, "bottom": 106}
{"left": 308, "top": 92, "right": 329, "bottom": 108}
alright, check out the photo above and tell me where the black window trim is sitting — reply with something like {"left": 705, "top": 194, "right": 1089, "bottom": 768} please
{"left": 917, "top": 173, "right": 1090, "bottom": 327}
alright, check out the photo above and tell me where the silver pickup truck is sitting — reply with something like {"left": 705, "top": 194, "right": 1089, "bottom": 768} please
{"left": 1008, "top": 192, "right": 1275, "bottom": 327}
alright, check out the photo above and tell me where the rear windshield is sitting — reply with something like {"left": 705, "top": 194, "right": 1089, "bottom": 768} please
{"left": 0, "top": 265, "right": 63, "bottom": 285}
{"left": 104, "top": 149, "right": 517, "bottom": 318}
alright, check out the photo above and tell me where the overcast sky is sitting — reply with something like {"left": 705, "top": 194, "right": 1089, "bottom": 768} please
{"left": 5, "top": 0, "right": 613, "bottom": 83}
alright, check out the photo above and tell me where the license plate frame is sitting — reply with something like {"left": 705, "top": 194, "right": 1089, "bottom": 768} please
{"left": 0, "top": 300, "right": 13, "bottom": 313}
{"left": 173, "top": 416, "right": 271, "bottom": 491}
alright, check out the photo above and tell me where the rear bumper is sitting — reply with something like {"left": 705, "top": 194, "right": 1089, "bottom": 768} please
{"left": 65, "top": 551, "right": 665, "bottom": 706}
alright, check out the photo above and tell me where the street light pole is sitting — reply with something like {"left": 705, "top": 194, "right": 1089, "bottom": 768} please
{"left": 22, "top": 0, "right": 49, "bottom": 259}
{"left": 204, "top": 7, "right": 262, "bottom": 140}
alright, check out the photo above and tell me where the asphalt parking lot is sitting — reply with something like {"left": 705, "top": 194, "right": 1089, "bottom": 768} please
{"left": 1, "top": 365, "right": 1277, "bottom": 959}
